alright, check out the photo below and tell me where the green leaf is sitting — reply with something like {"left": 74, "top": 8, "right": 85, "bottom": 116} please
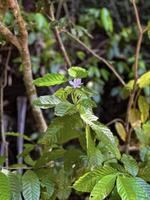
{"left": 56, "top": 169, "right": 71, "bottom": 200}
{"left": 135, "top": 177, "right": 150, "bottom": 200}
{"left": 8, "top": 172, "right": 22, "bottom": 200}
{"left": 129, "top": 108, "right": 141, "bottom": 128}
{"left": 34, "top": 13, "right": 48, "bottom": 30}
{"left": 139, "top": 161, "right": 150, "bottom": 182}
{"left": 90, "top": 174, "right": 117, "bottom": 200}
{"left": 138, "top": 96, "right": 149, "bottom": 123}
{"left": 33, "top": 73, "right": 68, "bottom": 87}
{"left": 35, "top": 149, "right": 66, "bottom": 168}
{"left": 86, "top": 125, "right": 96, "bottom": 156}
{"left": 22, "top": 170, "right": 40, "bottom": 200}
{"left": 138, "top": 72, "right": 150, "bottom": 88}
{"left": 73, "top": 166, "right": 117, "bottom": 192}
{"left": 5, "top": 132, "right": 31, "bottom": 141}
{"left": 100, "top": 8, "right": 113, "bottom": 33}
{"left": 117, "top": 176, "right": 148, "bottom": 200}
{"left": 81, "top": 111, "right": 120, "bottom": 159}
{"left": 125, "top": 80, "right": 134, "bottom": 91}
{"left": 0, "top": 172, "right": 11, "bottom": 200}
{"left": 115, "top": 122, "right": 127, "bottom": 142}
{"left": 33, "top": 95, "right": 62, "bottom": 109}
{"left": 54, "top": 101, "right": 77, "bottom": 116}
{"left": 86, "top": 125, "right": 104, "bottom": 167}
{"left": 68, "top": 66, "right": 88, "bottom": 78}
{"left": 54, "top": 86, "right": 73, "bottom": 100}
{"left": 93, "top": 122, "right": 120, "bottom": 159}
{"left": 39, "top": 114, "right": 82, "bottom": 145}
{"left": 18, "top": 144, "right": 35, "bottom": 158}
{"left": 40, "top": 177, "right": 55, "bottom": 198}
{"left": 121, "top": 154, "right": 139, "bottom": 177}
{"left": 64, "top": 149, "right": 83, "bottom": 170}
{"left": 0, "top": 156, "right": 6, "bottom": 165}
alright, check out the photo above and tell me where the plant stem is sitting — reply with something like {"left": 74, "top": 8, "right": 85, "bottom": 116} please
{"left": 46, "top": 1, "right": 72, "bottom": 68}
{"left": 125, "top": 0, "right": 146, "bottom": 153}
{"left": 0, "top": 0, "right": 47, "bottom": 132}
{"left": 65, "top": 31, "right": 126, "bottom": 86}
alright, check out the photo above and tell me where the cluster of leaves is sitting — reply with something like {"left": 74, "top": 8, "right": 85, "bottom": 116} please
{"left": 1, "top": 0, "right": 150, "bottom": 199}
{"left": 0, "top": 67, "right": 149, "bottom": 199}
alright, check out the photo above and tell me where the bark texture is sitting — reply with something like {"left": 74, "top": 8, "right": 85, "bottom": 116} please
{"left": 0, "top": 0, "right": 47, "bottom": 132}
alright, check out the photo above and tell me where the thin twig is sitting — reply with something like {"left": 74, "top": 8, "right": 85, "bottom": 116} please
{"left": 48, "top": 3, "right": 72, "bottom": 68}
{"left": 125, "top": 0, "right": 146, "bottom": 153}
{"left": 65, "top": 31, "right": 126, "bottom": 86}
{"left": 106, "top": 118, "right": 125, "bottom": 126}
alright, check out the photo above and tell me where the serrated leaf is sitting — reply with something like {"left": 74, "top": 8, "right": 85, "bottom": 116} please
{"left": 0, "top": 172, "right": 11, "bottom": 200}
{"left": 115, "top": 122, "right": 127, "bottom": 142}
{"left": 138, "top": 96, "right": 149, "bottom": 123}
{"left": 90, "top": 174, "right": 117, "bottom": 200}
{"left": 33, "top": 73, "right": 68, "bottom": 87}
{"left": 22, "top": 170, "right": 40, "bottom": 200}
{"left": 135, "top": 177, "right": 150, "bottom": 200}
{"left": 33, "top": 95, "right": 62, "bottom": 109}
{"left": 81, "top": 111, "right": 120, "bottom": 159}
{"left": 8, "top": 172, "right": 22, "bottom": 200}
{"left": 39, "top": 114, "right": 82, "bottom": 146}
{"left": 56, "top": 169, "right": 71, "bottom": 200}
{"left": 138, "top": 72, "right": 150, "bottom": 88}
{"left": 92, "top": 122, "right": 120, "bottom": 159}
{"left": 40, "top": 177, "right": 54, "bottom": 198}
{"left": 68, "top": 66, "right": 88, "bottom": 78}
{"left": 54, "top": 101, "right": 77, "bottom": 116}
{"left": 86, "top": 125, "right": 104, "bottom": 167}
{"left": 117, "top": 176, "right": 148, "bottom": 200}
{"left": 86, "top": 125, "right": 96, "bottom": 156}
{"left": 73, "top": 166, "right": 118, "bottom": 192}
{"left": 121, "top": 154, "right": 139, "bottom": 176}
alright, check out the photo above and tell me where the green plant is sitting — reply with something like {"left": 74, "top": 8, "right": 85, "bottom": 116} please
{"left": 0, "top": 0, "right": 150, "bottom": 199}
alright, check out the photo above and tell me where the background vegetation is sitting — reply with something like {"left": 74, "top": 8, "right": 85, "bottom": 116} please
{"left": 0, "top": 0, "right": 150, "bottom": 199}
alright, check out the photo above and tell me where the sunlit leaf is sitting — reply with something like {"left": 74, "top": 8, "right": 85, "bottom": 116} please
{"left": 33, "top": 73, "right": 68, "bottom": 87}
{"left": 68, "top": 66, "right": 88, "bottom": 78}
{"left": 22, "top": 170, "right": 40, "bottom": 200}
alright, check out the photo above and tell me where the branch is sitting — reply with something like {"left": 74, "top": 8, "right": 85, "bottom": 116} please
{"left": 47, "top": 2, "right": 72, "bottom": 68}
{"left": 0, "top": 23, "right": 21, "bottom": 50}
{"left": 65, "top": 31, "right": 126, "bottom": 86}
{"left": 7, "top": 0, "right": 27, "bottom": 39}
{"left": 125, "top": 0, "right": 146, "bottom": 153}
{"left": 6, "top": 0, "right": 47, "bottom": 132}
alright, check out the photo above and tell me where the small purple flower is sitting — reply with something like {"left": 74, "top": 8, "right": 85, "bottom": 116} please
{"left": 69, "top": 78, "right": 82, "bottom": 88}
